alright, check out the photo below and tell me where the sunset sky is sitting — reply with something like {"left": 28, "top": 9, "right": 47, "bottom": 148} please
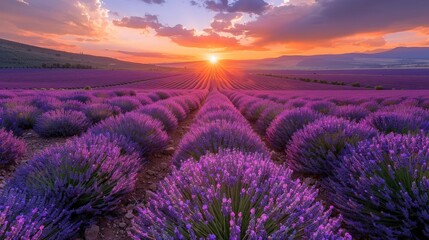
{"left": 1, "top": 0, "right": 428, "bottom": 63}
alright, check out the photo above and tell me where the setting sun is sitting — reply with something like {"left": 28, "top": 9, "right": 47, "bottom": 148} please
{"left": 209, "top": 55, "right": 218, "bottom": 64}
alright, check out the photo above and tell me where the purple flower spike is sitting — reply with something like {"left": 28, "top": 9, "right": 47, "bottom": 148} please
{"left": 34, "top": 109, "right": 91, "bottom": 137}
{"left": 286, "top": 116, "right": 377, "bottom": 176}
{"left": 139, "top": 105, "right": 178, "bottom": 132}
{"left": 324, "top": 133, "right": 429, "bottom": 239}
{"left": 0, "top": 128, "right": 26, "bottom": 165}
{"left": 266, "top": 108, "right": 321, "bottom": 151}
{"left": 129, "top": 151, "right": 349, "bottom": 239}
{"left": 173, "top": 120, "right": 269, "bottom": 166}
{"left": 89, "top": 112, "right": 169, "bottom": 156}
{"left": 7, "top": 133, "right": 140, "bottom": 223}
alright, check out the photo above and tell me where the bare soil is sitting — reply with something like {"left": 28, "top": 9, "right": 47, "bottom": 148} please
{"left": 0, "top": 130, "right": 68, "bottom": 189}
{"left": 95, "top": 110, "right": 198, "bottom": 240}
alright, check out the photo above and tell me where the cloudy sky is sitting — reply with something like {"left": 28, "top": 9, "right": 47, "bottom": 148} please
{"left": 1, "top": 0, "right": 428, "bottom": 63}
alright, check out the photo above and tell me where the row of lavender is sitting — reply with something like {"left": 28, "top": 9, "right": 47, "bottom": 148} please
{"left": 128, "top": 91, "right": 350, "bottom": 239}
{"left": 226, "top": 91, "right": 429, "bottom": 239}
{"left": 0, "top": 89, "right": 188, "bottom": 165}
{"left": 0, "top": 90, "right": 206, "bottom": 239}
{"left": 0, "top": 89, "right": 190, "bottom": 138}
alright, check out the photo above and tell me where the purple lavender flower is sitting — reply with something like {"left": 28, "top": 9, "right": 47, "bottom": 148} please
{"left": 130, "top": 151, "right": 349, "bottom": 239}
{"left": 0, "top": 91, "right": 16, "bottom": 99}
{"left": 255, "top": 103, "right": 284, "bottom": 135}
{"left": 139, "top": 105, "right": 178, "bottom": 132}
{"left": 61, "top": 100, "right": 86, "bottom": 111}
{"left": 195, "top": 109, "right": 249, "bottom": 126}
{"left": 154, "top": 91, "right": 170, "bottom": 100}
{"left": 89, "top": 112, "right": 168, "bottom": 156}
{"left": 0, "top": 188, "right": 80, "bottom": 240}
{"left": 286, "top": 116, "right": 377, "bottom": 176}
{"left": 307, "top": 101, "right": 336, "bottom": 115}
{"left": 60, "top": 92, "right": 93, "bottom": 103}
{"left": 114, "top": 89, "right": 136, "bottom": 97}
{"left": 34, "top": 109, "right": 91, "bottom": 137}
{"left": 7, "top": 133, "right": 140, "bottom": 223}
{"left": 158, "top": 100, "right": 187, "bottom": 121}
{"left": 420, "top": 98, "right": 429, "bottom": 109}
{"left": 136, "top": 95, "right": 153, "bottom": 105}
{"left": 1, "top": 105, "right": 40, "bottom": 132}
{"left": 30, "top": 96, "right": 62, "bottom": 111}
{"left": 285, "top": 99, "right": 307, "bottom": 109}
{"left": 360, "top": 100, "right": 380, "bottom": 112}
{"left": 84, "top": 103, "right": 121, "bottom": 123}
{"left": 333, "top": 105, "right": 370, "bottom": 122}
{"left": 147, "top": 93, "right": 161, "bottom": 102}
{"left": 243, "top": 100, "right": 274, "bottom": 123}
{"left": 364, "top": 110, "right": 429, "bottom": 134}
{"left": 266, "top": 108, "right": 321, "bottom": 151}
{"left": 324, "top": 133, "right": 429, "bottom": 239}
{"left": 107, "top": 97, "right": 141, "bottom": 113}
{"left": 0, "top": 128, "right": 26, "bottom": 165}
{"left": 173, "top": 120, "right": 269, "bottom": 166}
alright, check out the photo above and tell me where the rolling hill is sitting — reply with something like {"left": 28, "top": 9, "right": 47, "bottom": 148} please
{"left": 0, "top": 38, "right": 160, "bottom": 70}
{"left": 2, "top": 38, "right": 429, "bottom": 70}
{"left": 227, "top": 47, "right": 429, "bottom": 70}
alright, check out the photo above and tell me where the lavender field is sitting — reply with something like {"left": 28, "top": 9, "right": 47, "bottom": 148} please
{"left": 3, "top": 0, "right": 429, "bottom": 238}
{"left": 0, "top": 69, "right": 178, "bottom": 89}
{"left": 1, "top": 84, "right": 429, "bottom": 239}
{"left": 255, "top": 69, "right": 429, "bottom": 90}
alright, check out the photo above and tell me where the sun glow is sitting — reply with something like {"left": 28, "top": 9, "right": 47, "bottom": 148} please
{"left": 209, "top": 55, "right": 218, "bottom": 64}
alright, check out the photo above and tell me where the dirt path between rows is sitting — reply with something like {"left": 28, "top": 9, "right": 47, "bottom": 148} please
{"left": 95, "top": 110, "right": 199, "bottom": 240}
{"left": 0, "top": 130, "right": 68, "bottom": 189}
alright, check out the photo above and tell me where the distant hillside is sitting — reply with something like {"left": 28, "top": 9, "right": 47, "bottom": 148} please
{"left": 227, "top": 47, "right": 429, "bottom": 70}
{"left": 0, "top": 38, "right": 160, "bottom": 70}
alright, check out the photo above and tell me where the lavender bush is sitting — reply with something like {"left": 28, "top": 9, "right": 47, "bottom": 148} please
{"left": 172, "top": 98, "right": 191, "bottom": 114}
{"left": 0, "top": 128, "right": 26, "bottom": 165}
{"left": 34, "top": 110, "right": 90, "bottom": 137}
{"left": 195, "top": 109, "right": 249, "bottom": 126}
{"left": 1, "top": 105, "right": 40, "bottom": 131}
{"left": 286, "top": 99, "right": 307, "bottom": 109}
{"left": 286, "top": 117, "right": 377, "bottom": 176}
{"left": 114, "top": 89, "right": 136, "bottom": 97}
{"left": 307, "top": 101, "right": 336, "bottom": 115}
{"left": 89, "top": 112, "right": 168, "bottom": 156}
{"left": 139, "top": 105, "right": 178, "bottom": 132}
{"left": 130, "top": 151, "right": 349, "bottom": 239}
{"left": 333, "top": 105, "right": 370, "bottom": 122}
{"left": 60, "top": 92, "right": 93, "bottom": 103}
{"left": 84, "top": 103, "right": 121, "bottom": 123}
{"left": 243, "top": 100, "right": 273, "bottom": 122}
{"left": 159, "top": 100, "right": 187, "bottom": 121}
{"left": 147, "top": 93, "right": 161, "bottom": 102}
{"left": 61, "top": 100, "right": 86, "bottom": 111}
{"left": 360, "top": 100, "right": 380, "bottom": 112}
{"left": 136, "top": 95, "right": 153, "bottom": 105}
{"left": 364, "top": 111, "right": 429, "bottom": 134}
{"left": 107, "top": 97, "right": 141, "bottom": 113}
{"left": 30, "top": 96, "right": 62, "bottom": 111}
{"left": 266, "top": 108, "right": 321, "bottom": 151}
{"left": 0, "top": 188, "right": 80, "bottom": 240}
{"left": 324, "top": 133, "right": 429, "bottom": 239}
{"left": 8, "top": 134, "right": 140, "bottom": 223}
{"left": 154, "top": 91, "right": 170, "bottom": 100}
{"left": 255, "top": 104, "right": 284, "bottom": 135}
{"left": 173, "top": 120, "right": 269, "bottom": 166}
